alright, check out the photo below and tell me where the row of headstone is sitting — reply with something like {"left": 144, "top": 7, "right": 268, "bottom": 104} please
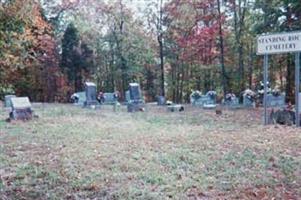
{"left": 191, "top": 88, "right": 286, "bottom": 109}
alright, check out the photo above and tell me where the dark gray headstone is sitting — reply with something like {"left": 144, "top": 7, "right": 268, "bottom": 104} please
{"left": 10, "top": 97, "right": 33, "bottom": 120}
{"left": 129, "top": 83, "right": 142, "bottom": 102}
{"left": 4, "top": 95, "right": 16, "bottom": 108}
{"left": 269, "top": 109, "right": 295, "bottom": 125}
{"left": 127, "top": 83, "right": 144, "bottom": 112}
{"left": 85, "top": 82, "right": 98, "bottom": 106}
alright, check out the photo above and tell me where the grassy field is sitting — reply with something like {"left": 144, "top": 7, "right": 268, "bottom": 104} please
{"left": 0, "top": 104, "right": 301, "bottom": 199}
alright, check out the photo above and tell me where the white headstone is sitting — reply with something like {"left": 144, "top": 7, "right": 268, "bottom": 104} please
{"left": 10, "top": 97, "right": 33, "bottom": 120}
{"left": 11, "top": 97, "right": 31, "bottom": 109}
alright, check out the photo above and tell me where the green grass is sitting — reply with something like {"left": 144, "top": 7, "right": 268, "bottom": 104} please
{"left": 0, "top": 104, "right": 301, "bottom": 199}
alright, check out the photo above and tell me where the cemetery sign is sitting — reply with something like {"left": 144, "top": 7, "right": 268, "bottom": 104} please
{"left": 257, "top": 31, "right": 301, "bottom": 127}
{"left": 257, "top": 32, "right": 301, "bottom": 55}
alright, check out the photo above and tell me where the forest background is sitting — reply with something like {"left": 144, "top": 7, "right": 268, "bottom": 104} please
{"left": 0, "top": 0, "right": 300, "bottom": 103}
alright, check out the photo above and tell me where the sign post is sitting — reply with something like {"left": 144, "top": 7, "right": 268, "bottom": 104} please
{"left": 296, "top": 52, "right": 300, "bottom": 127}
{"left": 263, "top": 55, "right": 268, "bottom": 125}
{"left": 257, "top": 31, "right": 301, "bottom": 127}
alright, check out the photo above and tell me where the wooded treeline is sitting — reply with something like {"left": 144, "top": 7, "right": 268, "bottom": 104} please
{"left": 0, "top": 0, "right": 300, "bottom": 103}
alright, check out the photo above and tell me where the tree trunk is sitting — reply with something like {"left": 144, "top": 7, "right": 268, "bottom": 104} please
{"left": 217, "top": 0, "right": 227, "bottom": 97}
{"left": 285, "top": 54, "right": 294, "bottom": 103}
{"left": 248, "top": 43, "right": 254, "bottom": 89}
{"left": 158, "top": 0, "right": 165, "bottom": 97}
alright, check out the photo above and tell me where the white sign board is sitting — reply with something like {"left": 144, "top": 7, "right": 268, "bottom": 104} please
{"left": 257, "top": 32, "right": 301, "bottom": 55}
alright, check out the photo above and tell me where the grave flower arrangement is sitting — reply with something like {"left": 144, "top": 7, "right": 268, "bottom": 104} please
{"left": 206, "top": 90, "right": 217, "bottom": 100}
{"left": 190, "top": 90, "right": 202, "bottom": 100}
{"left": 243, "top": 89, "right": 256, "bottom": 101}
{"left": 225, "top": 93, "right": 236, "bottom": 102}
{"left": 271, "top": 88, "right": 281, "bottom": 97}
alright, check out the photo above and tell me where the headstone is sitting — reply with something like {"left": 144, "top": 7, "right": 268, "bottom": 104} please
{"left": 224, "top": 93, "right": 239, "bottom": 108}
{"left": 125, "top": 90, "right": 130, "bottom": 103}
{"left": 167, "top": 104, "right": 184, "bottom": 112}
{"left": 103, "top": 93, "right": 117, "bottom": 105}
{"left": 4, "top": 95, "right": 16, "bottom": 108}
{"left": 243, "top": 95, "right": 255, "bottom": 107}
{"left": 266, "top": 94, "right": 285, "bottom": 107}
{"left": 269, "top": 109, "right": 295, "bottom": 126}
{"left": 157, "top": 96, "right": 166, "bottom": 105}
{"left": 243, "top": 89, "right": 256, "bottom": 107}
{"left": 203, "top": 91, "right": 217, "bottom": 109}
{"left": 127, "top": 83, "right": 145, "bottom": 112}
{"left": 10, "top": 97, "right": 33, "bottom": 120}
{"left": 190, "top": 90, "right": 202, "bottom": 105}
{"left": 129, "top": 83, "right": 142, "bottom": 102}
{"left": 71, "top": 91, "right": 86, "bottom": 106}
{"left": 85, "top": 82, "right": 98, "bottom": 106}
{"left": 190, "top": 90, "right": 216, "bottom": 108}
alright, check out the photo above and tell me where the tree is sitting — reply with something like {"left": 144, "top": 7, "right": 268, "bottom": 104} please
{"left": 254, "top": 0, "right": 301, "bottom": 103}
{"left": 0, "top": 0, "right": 69, "bottom": 101}
{"left": 164, "top": 0, "right": 222, "bottom": 102}
{"left": 144, "top": 0, "right": 168, "bottom": 97}
{"left": 61, "top": 22, "right": 94, "bottom": 92}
